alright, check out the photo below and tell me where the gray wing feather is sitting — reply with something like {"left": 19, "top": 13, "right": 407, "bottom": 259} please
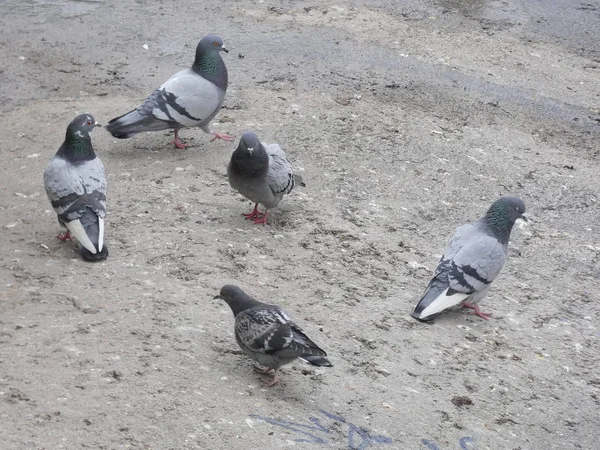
{"left": 156, "top": 69, "right": 225, "bottom": 128}
{"left": 265, "top": 144, "right": 297, "bottom": 197}
{"left": 448, "top": 231, "right": 507, "bottom": 294}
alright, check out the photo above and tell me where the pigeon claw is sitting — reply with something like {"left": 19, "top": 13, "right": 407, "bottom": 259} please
{"left": 252, "top": 211, "right": 269, "bottom": 226}
{"left": 472, "top": 309, "right": 492, "bottom": 320}
{"left": 261, "top": 376, "right": 280, "bottom": 387}
{"left": 462, "top": 302, "right": 492, "bottom": 320}
{"left": 259, "top": 370, "right": 280, "bottom": 387}
{"left": 253, "top": 365, "right": 279, "bottom": 386}
{"left": 170, "top": 129, "right": 190, "bottom": 149}
{"left": 170, "top": 138, "right": 190, "bottom": 149}
{"left": 242, "top": 204, "right": 263, "bottom": 220}
{"left": 56, "top": 231, "right": 72, "bottom": 241}
{"left": 210, "top": 131, "right": 234, "bottom": 142}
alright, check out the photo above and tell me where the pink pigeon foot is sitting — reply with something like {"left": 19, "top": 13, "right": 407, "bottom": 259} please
{"left": 210, "top": 131, "right": 234, "bottom": 142}
{"left": 170, "top": 129, "right": 189, "bottom": 149}
{"left": 242, "top": 204, "right": 263, "bottom": 220}
{"left": 259, "top": 370, "right": 280, "bottom": 387}
{"left": 252, "top": 211, "right": 269, "bottom": 226}
{"left": 56, "top": 231, "right": 72, "bottom": 241}
{"left": 462, "top": 302, "right": 492, "bottom": 320}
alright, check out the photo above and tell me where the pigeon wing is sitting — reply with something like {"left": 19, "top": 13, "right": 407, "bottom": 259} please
{"left": 448, "top": 232, "right": 506, "bottom": 294}
{"left": 277, "top": 319, "right": 328, "bottom": 359}
{"left": 153, "top": 69, "right": 224, "bottom": 128}
{"left": 265, "top": 144, "right": 298, "bottom": 197}
{"left": 236, "top": 307, "right": 294, "bottom": 354}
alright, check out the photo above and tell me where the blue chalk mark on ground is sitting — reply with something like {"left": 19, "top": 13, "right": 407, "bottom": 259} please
{"left": 250, "top": 409, "right": 393, "bottom": 449}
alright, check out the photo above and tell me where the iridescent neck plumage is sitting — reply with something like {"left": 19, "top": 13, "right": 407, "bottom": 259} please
{"left": 192, "top": 51, "right": 228, "bottom": 90}
{"left": 59, "top": 127, "right": 96, "bottom": 163}
{"left": 483, "top": 205, "right": 514, "bottom": 244}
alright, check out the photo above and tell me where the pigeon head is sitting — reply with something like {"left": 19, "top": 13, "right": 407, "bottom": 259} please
{"left": 197, "top": 35, "right": 228, "bottom": 54}
{"left": 239, "top": 131, "right": 261, "bottom": 154}
{"left": 69, "top": 114, "right": 102, "bottom": 133}
{"left": 230, "top": 131, "right": 269, "bottom": 176}
{"left": 193, "top": 35, "right": 229, "bottom": 89}
{"left": 484, "top": 196, "right": 527, "bottom": 241}
{"left": 59, "top": 114, "right": 101, "bottom": 163}
{"left": 215, "top": 285, "right": 261, "bottom": 317}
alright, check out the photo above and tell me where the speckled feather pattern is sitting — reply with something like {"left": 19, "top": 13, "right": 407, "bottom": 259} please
{"left": 234, "top": 305, "right": 327, "bottom": 370}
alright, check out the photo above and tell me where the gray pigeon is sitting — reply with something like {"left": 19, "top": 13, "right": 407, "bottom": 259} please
{"left": 227, "top": 131, "right": 304, "bottom": 225}
{"left": 105, "top": 34, "right": 232, "bottom": 149}
{"left": 215, "top": 285, "right": 332, "bottom": 386}
{"left": 411, "top": 197, "right": 527, "bottom": 321}
{"left": 44, "top": 114, "right": 108, "bottom": 261}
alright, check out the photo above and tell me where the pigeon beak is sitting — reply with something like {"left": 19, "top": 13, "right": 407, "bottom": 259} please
{"left": 213, "top": 294, "right": 221, "bottom": 300}
{"left": 94, "top": 121, "right": 102, "bottom": 128}
{"left": 221, "top": 46, "right": 229, "bottom": 54}
{"left": 520, "top": 213, "right": 529, "bottom": 223}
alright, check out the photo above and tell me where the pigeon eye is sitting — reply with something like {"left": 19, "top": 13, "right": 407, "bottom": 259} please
{"left": 87, "top": 121, "right": 92, "bottom": 125}
{"left": 213, "top": 42, "right": 219, "bottom": 46}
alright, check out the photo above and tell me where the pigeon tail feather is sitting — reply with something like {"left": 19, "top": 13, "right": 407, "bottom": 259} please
{"left": 411, "top": 278, "right": 469, "bottom": 321}
{"left": 75, "top": 208, "right": 108, "bottom": 261}
{"left": 79, "top": 207, "right": 102, "bottom": 247}
{"left": 80, "top": 244, "right": 109, "bottom": 261}
{"left": 294, "top": 174, "right": 306, "bottom": 188}
{"left": 302, "top": 355, "right": 333, "bottom": 367}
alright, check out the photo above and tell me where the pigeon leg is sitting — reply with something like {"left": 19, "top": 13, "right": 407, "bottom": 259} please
{"left": 170, "top": 129, "right": 190, "bottom": 149}
{"left": 210, "top": 131, "right": 234, "bottom": 142}
{"left": 462, "top": 302, "right": 492, "bottom": 320}
{"left": 242, "top": 204, "right": 264, "bottom": 220}
{"left": 56, "top": 230, "right": 72, "bottom": 241}
{"left": 260, "top": 370, "right": 280, "bottom": 387}
{"left": 252, "top": 211, "right": 269, "bottom": 226}
{"left": 253, "top": 365, "right": 275, "bottom": 376}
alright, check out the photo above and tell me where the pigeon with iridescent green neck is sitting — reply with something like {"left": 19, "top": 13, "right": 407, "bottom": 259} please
{"left": 411, "top": 197, "right": 527, "bottom": 321}
{"left": 106, "top": 34, "right": 232, "bottom": 149}
{"left": 44, "top": 114, "right": 108, "bottom": 261}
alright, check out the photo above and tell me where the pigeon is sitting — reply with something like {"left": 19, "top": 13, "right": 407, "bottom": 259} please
{"left": 43, "top": 114, "right": 108, "bottom": 261}
{"left": 105, "top": 34, "right": 232, "bottom": 149}
{"left": 411, "top": 197, "right": 527, "bottom": 321}
{"left": 215, "top": 285, "right": 332, "bottom": 386}
{"left": 227, "top": 131, "right": 305, "bottom": 225}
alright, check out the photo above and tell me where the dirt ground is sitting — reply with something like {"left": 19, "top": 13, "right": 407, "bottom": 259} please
{"left": 1, "top": 1, "right": 599, "bottom": 449}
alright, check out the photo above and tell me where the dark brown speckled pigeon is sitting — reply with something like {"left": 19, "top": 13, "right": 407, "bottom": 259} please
{"left": 216, "top": 285, "right": 331, "bottom": 386}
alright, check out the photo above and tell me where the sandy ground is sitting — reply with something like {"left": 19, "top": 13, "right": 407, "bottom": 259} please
{"left": 1, "top": 0, "right": 599, "bottom": 449}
